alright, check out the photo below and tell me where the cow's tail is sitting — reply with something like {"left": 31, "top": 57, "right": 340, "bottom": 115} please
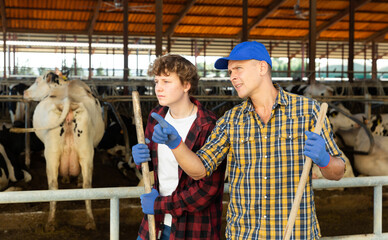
{"left": 10, "top": 98, "right": 71, "bottom": 133}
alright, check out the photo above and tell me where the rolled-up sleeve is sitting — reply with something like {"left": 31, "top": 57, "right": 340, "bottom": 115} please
{"left": 197, "top": 117, "right": 230, "bottom": 176}
{"left": 311, "top": 102, "right": 345, "bottom": 163}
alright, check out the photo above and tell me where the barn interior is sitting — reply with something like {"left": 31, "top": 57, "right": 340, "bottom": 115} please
{"left": 0, "top": 0, "right": 387, "bottom": 239}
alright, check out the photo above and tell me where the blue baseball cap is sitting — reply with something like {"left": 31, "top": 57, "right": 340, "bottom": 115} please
{"left": 214, "top": 41, "right": 272, "bottom": 69}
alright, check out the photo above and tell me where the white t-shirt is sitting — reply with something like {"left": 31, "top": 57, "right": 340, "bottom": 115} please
{"left": 158, "top": 109, "right": 196, "bottom": 227}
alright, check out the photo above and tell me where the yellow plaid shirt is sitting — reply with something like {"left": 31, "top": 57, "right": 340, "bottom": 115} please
{"left": 197, "top": 84, "right": 344, "bottom": 240}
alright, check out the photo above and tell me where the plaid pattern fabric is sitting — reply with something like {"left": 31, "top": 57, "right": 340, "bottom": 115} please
{"left": 197, "top": 84, "right": 344, "bottom": 240}
{"left": 137, "top": 97, "right": 226, "bottom": 240}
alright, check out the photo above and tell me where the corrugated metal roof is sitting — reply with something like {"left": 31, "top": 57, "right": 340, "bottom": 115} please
{"left": 0, "top": 0, "right": 388, "bottom": 58}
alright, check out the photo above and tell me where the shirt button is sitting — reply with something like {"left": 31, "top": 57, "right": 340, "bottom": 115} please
{"left": 289, "top": 135, "right": 292, "bottom": 139}
{"left": 264, "top": 195, "right": 267, "bottom": 199}
{"left": 240, "top": 139, "right": 244, "bottom": 143}
{"left": 264, "top": 136, "right": 267, "bottom": 139}
{"left": 263, "top": 215, "right": 267, "bottom": 219}
{"left": 263, "top": 176, "right": 267, "bottom": 179}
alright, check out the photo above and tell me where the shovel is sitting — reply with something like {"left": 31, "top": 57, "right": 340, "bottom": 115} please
{"left": 283, "top": 102, "right": 328, "bottom": 240}
{"left": 132, "top": 91, "right": 156, "bottom": 240}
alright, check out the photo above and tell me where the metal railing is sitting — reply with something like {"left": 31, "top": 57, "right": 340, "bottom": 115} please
{"left": 313, "top": 176, "right": 388, "bottom": 240}
{"left": 0, "top": 186, "right": 145, "bottom": 240}
{"left": 0, "top": 177, "right": 387, "bottom": 239}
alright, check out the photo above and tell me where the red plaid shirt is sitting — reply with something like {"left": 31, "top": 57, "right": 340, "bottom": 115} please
{"left": 137, "top": 97, "right": 226, "bottom": 240}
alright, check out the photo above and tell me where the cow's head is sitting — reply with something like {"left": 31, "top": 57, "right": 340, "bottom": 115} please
{"left": 23, "top": 71, "right": 68, "bottom": 101}
{"left": 369, "top": 114, "right": 388, "bottom": 136}
{"left": 328, "top": 104, "right": 358, "bottom": 132}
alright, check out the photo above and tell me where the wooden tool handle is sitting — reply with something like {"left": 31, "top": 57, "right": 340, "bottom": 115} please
{"left": 283, "top": 102, "right": 328, "bottom": 240}
{"left": 132, "top": 91, "right": 156, "bottom": 240}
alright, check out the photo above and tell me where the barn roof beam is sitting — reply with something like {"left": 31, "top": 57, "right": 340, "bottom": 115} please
{"left": 87, "top": 0, "right": 102, "bottom": 35}
{"left": 164, "top": 0, "right": 196, "bottom": 37}
{"left": 302, "top": 0, "right": 371, "bottom": 41}
{"left": 364, "top": 26, "right": 388, "bottom": 43}
{"left": 237, "top": 0, "right": 285, "bottom": 40}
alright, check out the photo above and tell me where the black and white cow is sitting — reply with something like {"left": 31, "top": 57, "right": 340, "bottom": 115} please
{"left": 284, "top": 82, "right": 334, "bottom": 97}
{"left": 14, "top": 75, "right": 104, "bottom": 231}
{"left": 0, "top": 126, "right": 32, "bottom": 191}
{"left": 8, "top": 83, "right": 29, "bottom": 126}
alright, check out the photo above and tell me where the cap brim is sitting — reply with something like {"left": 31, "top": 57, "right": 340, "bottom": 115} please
{"left": 214, "top": 58, "right": 229, "bottom": 70}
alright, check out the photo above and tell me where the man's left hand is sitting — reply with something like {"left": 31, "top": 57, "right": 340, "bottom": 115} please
{"left": 304, "top": 131, "right": 330, "bottom": 168}
{"left": 140, "top": 188, "right": 159, "bottom": 215}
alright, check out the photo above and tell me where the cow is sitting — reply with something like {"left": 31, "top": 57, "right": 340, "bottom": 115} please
{"left": 8, "top": 83, "right": 29, "bottom": 126}
{"left": 369, "top": 114, "right": 388, "bottom": 136}
{"left": 0, "top": 126, "right": 32, "bottom": 191}
{"left": 98, "top": 114, "right": 137, "bottom": 151}
{"left": 13, "top": 77, "right": 104, "bottom": 232}
{"left": 284, "top": 82, "right": 334, "bottom": 97}
{"left": 354, "top": 126, "right": 388, "bottom": 176}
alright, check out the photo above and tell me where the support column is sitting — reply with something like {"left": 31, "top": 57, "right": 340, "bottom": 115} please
{"left": 301, "top": 41, "right": 305, "bottom": 79}
{"left": 203, "top": 39, "right": 207, "bottom": 77}
{"left": 123, "top": 0, "right": 129, "bottom": 84}
{"left": 348, "top": 0, "right": 355, "bottom": 82}
{"left": 167, "top": 36, "right": 171, "bottom": 53}
{"left": 88, "top": 34, "right": 92, "bottom": 80}
{"left": 326, "top": 42, "right": 329, "bottom": 78}
{"left": 74, "top": 35, "right": 78, "bottom": 76}
{"left": 7, "top": 34, "right": 10, "bottom": 76}
{"left": 372, "top": 41, "right": 378, "bottom": 81}
{"left": 308, "top": 0, "right": 317, "bottom": 84}
{"left": 155, "top": 0, "right": 163, "bottom": 57}
{"left": 341, "top": 44, "right": 344, "bottom": 80}
{"left": 364, "top": 45, "right": 367, "bottom": 80}
{"left": 241, "top": 0, "right": 248, "bottom": 42}
{"left": 3, "top": 32, "right": 6, "bottom": 79}
{"left": 287, "top": 41, "right": 291, "bottom": 77}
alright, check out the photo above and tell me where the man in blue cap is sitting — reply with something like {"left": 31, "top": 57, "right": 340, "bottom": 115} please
{"left": 147, "top": 41, "right": 346, "bottom": 239}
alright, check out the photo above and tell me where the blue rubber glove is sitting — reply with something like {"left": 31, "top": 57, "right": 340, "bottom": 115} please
{"left": 151, "top": 112, "right": 182, "bottom": 149}
{"left": 304, "top": 131, "right": 330, "bottom": 168}
{"left": 140, "top": 188, "right": 159, "bottom": 215}
{"left": 132, "top": 140, "right": 151, "bottom": 165}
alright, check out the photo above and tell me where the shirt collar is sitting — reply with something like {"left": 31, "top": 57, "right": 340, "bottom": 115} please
{"left": 243, "top": 83, "right": 288, "bottom": 113}
{"left": 274, "top": 83, "right": 289, "bottom": 106}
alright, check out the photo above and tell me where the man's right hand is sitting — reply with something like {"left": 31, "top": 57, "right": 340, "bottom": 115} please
{"left": 132, "top": 143, "right": 151, "bottom": 165}
{"left": 151, "top": 112, "right": 182, "bottom": 149}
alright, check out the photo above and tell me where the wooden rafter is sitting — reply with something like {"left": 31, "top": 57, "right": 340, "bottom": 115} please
{"left": 302, "top": 0, "right": 371, "bottom": 41}
{"left": 164, "top": 0, "right": 196, "bottom": 37}
{"left": 87, "top": 0, "right": 102, "bottom": 35}
{"left": 365, "top": 26, "right": 388, "bottom": 43}
{"left": 237, "top": 0, "right": 286, "bottom": 39}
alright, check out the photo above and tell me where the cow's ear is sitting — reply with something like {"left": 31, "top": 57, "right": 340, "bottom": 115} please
{"left": 363, "top": 116, "right": 369, "bottom": 124}
{"left": 45, "top": 72, "right": 53, "bottom": 83}
{"left": 329, "top": 111, "right": 337, "bottom": 117}
{"left": 377, "top": 114, "right": 382, "bottom": 124}
{"left": 62, "top": 70, "right": 70, "bottom": 79}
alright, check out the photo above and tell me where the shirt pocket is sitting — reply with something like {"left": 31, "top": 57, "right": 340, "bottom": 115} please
{"left": 274, "top": 124, "right": 306, "bottom": 158}
{"left": 229, "top": 131, "right": 258, "bottom": 170}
